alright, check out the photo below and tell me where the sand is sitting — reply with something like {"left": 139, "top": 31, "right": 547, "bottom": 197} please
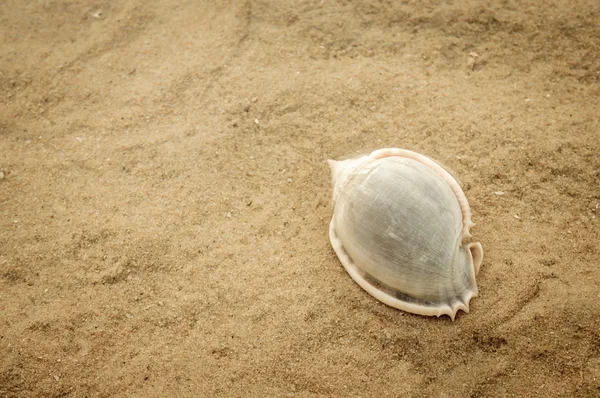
{"left": 1, "top": 0, "right": 599, "bottom": 396}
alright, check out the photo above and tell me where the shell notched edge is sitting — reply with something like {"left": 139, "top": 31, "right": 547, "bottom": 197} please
{"left": 328, "top": 148, "right": 485, "bottom": 320}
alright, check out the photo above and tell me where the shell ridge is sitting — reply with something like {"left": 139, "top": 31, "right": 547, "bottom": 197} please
{"left": 467, "top": 242, "right": 484, "bottom": 275}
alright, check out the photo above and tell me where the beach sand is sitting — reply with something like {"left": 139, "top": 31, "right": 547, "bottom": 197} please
{"left": 1, "top": 0, "right": 599, "bottom": 396}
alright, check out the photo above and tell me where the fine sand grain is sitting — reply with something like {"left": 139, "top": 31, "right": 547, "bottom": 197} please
{"left": 1, "top": 1, "right": 599, "bottom": 397}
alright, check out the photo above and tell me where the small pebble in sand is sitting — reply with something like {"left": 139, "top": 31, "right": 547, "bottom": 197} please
{"left": 495, "top": 191, "right": 505, "bottom": 195}
{"left": 0, "top": 171, "right": 4, "bottom": 180}
{"left": 466, "top": 58, "right": 475, "bottom": 70}
{"left": 466, "top": 52, "right": 479, "bottom": 70}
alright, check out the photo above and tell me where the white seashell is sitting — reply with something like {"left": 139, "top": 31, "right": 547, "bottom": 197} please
{"left": 328, "top": 148, "right": 484, "bottom": 320}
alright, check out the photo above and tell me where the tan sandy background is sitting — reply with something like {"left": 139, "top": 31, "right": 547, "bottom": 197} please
{"left": 1, "top": 0, "right": 599, "bottom": 397}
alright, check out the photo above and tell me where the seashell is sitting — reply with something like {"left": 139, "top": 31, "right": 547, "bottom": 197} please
{"left": 328, "top": 148, "right": 484, "bottom": 320}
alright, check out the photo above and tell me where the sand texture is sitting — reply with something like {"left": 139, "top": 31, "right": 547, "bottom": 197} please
{"left": 1, "top": 0, "right": 599, "bottom": 397}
